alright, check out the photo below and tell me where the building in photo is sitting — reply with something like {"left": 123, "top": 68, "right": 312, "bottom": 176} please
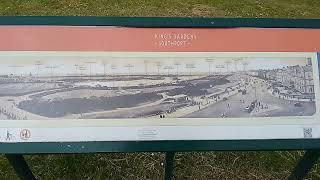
{"left": 261, "top": 58, "right": 315, "bottom": 101}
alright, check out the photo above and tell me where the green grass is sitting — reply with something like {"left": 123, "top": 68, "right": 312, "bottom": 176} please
{"left": 1, "top": 0, "right": 320, "bottom": 179}
{"left": 1, "top": 151, "right": 319, "bottom": 179}
{"left": 0, "top": 0, "right": 320, "bottom": 18}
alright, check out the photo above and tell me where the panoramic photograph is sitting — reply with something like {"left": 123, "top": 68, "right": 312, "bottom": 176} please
{"left": 0, "top": 52, "right": 316, "bottom": 120}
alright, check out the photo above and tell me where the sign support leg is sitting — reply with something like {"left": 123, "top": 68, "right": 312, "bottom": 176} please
{"left": 288, "top": 150, "right": 320, "bottom": 180}
{"left": 5, "top": 154, "right": 36, "bottom": 180}
{"left": 164, "top": 151, "right": 175, "bottom": 180}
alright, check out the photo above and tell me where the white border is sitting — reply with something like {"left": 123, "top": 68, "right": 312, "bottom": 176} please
{"left": 0, "top": 51, "right": 319, "bottom": 142}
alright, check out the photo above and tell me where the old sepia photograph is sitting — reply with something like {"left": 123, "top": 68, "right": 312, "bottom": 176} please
{"left": 0, "top": 52, "right": 317, "bottom": 120}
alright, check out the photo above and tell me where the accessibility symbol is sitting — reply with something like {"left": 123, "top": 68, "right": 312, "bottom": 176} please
{"left": 20, "top": 129, "right": 31, "bottom": 140}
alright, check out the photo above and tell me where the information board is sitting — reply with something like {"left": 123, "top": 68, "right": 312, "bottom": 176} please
{"left": 0, "top": 23, "right": 320, "bottom": 143}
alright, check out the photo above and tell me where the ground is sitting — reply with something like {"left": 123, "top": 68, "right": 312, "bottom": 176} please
{"left": 1, "top": 1, "right": 320, "bottom": 180}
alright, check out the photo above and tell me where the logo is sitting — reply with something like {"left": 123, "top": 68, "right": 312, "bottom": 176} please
{"left": 20, "top": 129, "right": 31, "bottom": 140}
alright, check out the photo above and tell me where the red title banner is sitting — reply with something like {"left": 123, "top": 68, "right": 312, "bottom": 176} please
{"left": 0, "top": 26, "right": 320, "bottom": 52}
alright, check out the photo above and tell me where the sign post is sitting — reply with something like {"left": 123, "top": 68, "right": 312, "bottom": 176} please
{"left": 164, "top": 152, "right": 175, "bottom": 180}
{"left": 289, "top": 150, "right": 320, "bottom": 180}
{"left": 5, "top": 154, "right": 36, "bottom": 180}
{"left": 0, "top": 17, "right": 320, "bottom": 179}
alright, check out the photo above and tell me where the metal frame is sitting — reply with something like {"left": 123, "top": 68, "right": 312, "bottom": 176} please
{"left": 0, "top": 16, "right": 319, "bottom": 28}
{"left": 0, "top": 16, "right": 319, "bottom": 180}
{"left": 1, "top": 139, "right": 320, "bottom": 154}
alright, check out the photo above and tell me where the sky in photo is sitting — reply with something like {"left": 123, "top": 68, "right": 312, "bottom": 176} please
{"left": 0, "top": 52, "right": 312, "bottom": 76}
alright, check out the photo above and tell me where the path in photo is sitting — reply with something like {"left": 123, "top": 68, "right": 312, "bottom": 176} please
{"left": 0, "top": 52, "right": 316, "bottom": 120}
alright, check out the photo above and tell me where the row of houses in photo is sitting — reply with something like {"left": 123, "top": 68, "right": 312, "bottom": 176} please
{"left": 256, "top": 59, "right": 315, "bottom": 100}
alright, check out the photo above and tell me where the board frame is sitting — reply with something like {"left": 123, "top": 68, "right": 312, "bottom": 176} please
{"left": 0, "top": 16, "right": 320, "bottom": 154}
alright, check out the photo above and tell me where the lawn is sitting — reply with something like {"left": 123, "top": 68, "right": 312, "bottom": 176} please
{"left": 1, "top": 0, "right": 320, "bottom": 179}
{"left": 1, "top": 151, "right": 319, "bottom": 179}
{"left": 0, "top": 0, "right": 320, "bottom": 18}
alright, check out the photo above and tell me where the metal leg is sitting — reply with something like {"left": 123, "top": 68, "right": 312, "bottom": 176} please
{"left": 5, "top": 154, "right": 36, "bottom": 180}
{"left": 164, "top": 152, "right": 175, "bottom": 180}
{"left": 288, "top": 150, "right": 320, "bottom": 180}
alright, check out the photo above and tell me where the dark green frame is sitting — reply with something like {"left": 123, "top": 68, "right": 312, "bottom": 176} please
{"left": 1, "top": 139, "right": 320, "bottom": 154}
{"left": 0, "top": 16, "right": 320, "bottom": 154}
{"left": 0, "top": 16, "right": 320, "bottom": 28}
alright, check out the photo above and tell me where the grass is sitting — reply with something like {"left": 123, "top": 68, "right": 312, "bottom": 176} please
{"left": 1, "top": 151, "right": 320, "bottom": 179}
{"left": 0, "top": 0, "right": 320, "bottom": 18}
{"left": 0, "top": 0, "right": 320, "bottom": 179}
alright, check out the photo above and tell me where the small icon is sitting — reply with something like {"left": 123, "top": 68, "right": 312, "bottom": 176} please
{"left": 20, "top": 129, "right": 31, "bottom": 140}
{"left": 303, "top": 128, "right": 313, "bottom": 138}
{"left": 5, "top": 130, "right": 13, "bottom": 141}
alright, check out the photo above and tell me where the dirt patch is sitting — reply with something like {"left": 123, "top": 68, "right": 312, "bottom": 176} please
{"left": 192, "top": 4, "right": 225, "bottom": 17}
